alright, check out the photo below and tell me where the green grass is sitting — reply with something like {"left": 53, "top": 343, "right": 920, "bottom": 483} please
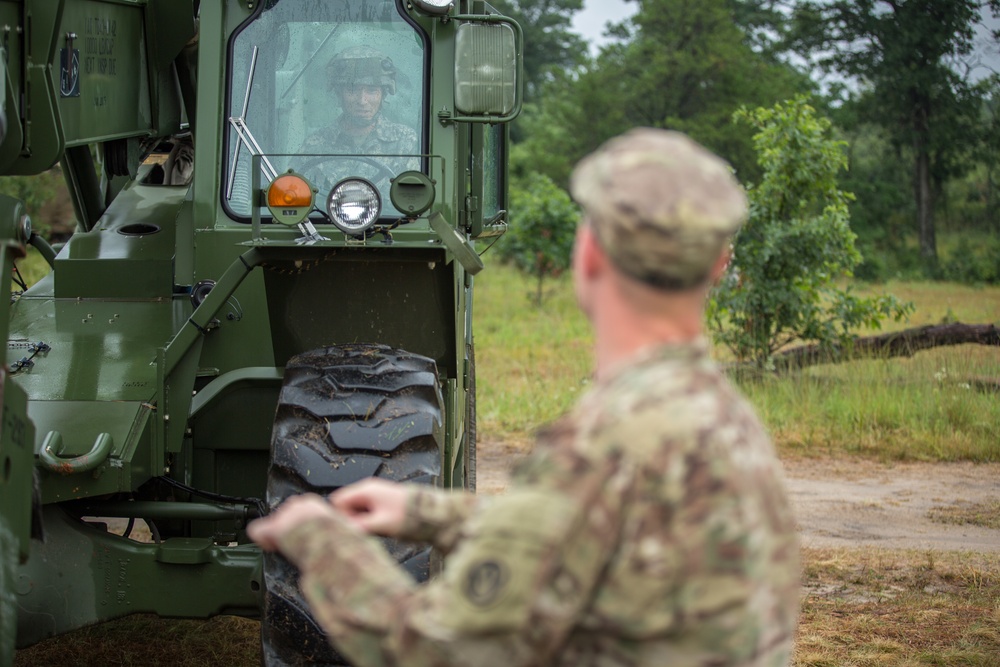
{"left": 475, "top": 261, "right": 1000, "bottom": 462}
{"left": 739, "top": 279, "right": 1000, "bottom": 462}
{"left": 861, "top": 279, "right": 1000, "bottom": 329}
{"left": 474, "top": 261, "right": 593, "bottom": 446}
{"left": 740, "top": 349, "right": 1000, "bottom": 462}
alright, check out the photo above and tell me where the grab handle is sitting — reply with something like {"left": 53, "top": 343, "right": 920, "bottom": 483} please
{"left": 39, "top": 431, "right": 113, "bottom": 474}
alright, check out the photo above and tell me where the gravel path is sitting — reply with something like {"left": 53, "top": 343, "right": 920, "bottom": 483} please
{"left": 477, "top": 440, "right": 1000, "bottom": 552}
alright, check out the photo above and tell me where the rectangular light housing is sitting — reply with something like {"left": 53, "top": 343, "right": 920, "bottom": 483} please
{"left": 455, "top": 22, "right": 517, "bottom": 116}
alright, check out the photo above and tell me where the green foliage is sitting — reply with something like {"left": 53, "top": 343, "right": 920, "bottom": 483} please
{"left": 787, "top": 0, "right": 1000, "bottom": 264}
{"left": 709, "top": 96, "right": 912, "bottom": 366}
{"left": 939, "top": 233, "right": 1000, "bottom": 284}
{"left": 510, "top": 61, "right": 628, "bottom": 187}
{"left": 511, "top": 0, "right": 813, "bottom": 189}
{"left": 0, "top": 169, "right": 64, "bottom": 236}
{"left": 497, "top": 174, "right": 579, "bottom": 305}
{"left": 488, "top": 0, "right": 585, "bottom": 101}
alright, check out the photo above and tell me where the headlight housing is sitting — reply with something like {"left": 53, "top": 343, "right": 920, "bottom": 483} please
{"left": 411, "top": 0, "right": 453, "bottom": 15}
{"left": 326, "top": 178, "right": 382, "bottom": 235}
{"left": 455, "top": 22, "right": 517, "bottom": 116}
{"left": 266, "top": 172, "right": 315, "bottom": 226}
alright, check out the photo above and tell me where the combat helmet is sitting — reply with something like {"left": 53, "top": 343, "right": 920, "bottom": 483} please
{"left": 327, "top": 46, "right": 397, "bottom": 95}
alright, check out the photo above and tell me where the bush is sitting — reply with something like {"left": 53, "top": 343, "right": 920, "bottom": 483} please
{"left": 496, "top": 173, "right": 580, "bottom": 305}
{"left": 709, "top": 96, "right": 912, "bottom": 366}
{"left": 939, "top": 233, "right": 1000, "bottom": 284}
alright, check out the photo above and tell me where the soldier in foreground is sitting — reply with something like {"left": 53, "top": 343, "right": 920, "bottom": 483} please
{"left": 249, "top": 128, "right": 801, "bottom": 666}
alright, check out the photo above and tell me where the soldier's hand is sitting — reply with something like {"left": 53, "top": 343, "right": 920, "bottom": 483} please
{"left": 329, "top": 478, "right": 408, "bottom": 536}
{"left": 248, "top": 493, "right": 336, "bottom": 552}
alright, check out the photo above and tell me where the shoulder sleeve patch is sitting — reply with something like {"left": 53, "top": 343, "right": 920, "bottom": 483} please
{"left": 463, "top": 559, "right": 511, "bottom": 608}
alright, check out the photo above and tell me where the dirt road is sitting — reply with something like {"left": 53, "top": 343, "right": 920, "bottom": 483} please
{"left": 477, "top": 440, "right": 1000, "bottom": 552}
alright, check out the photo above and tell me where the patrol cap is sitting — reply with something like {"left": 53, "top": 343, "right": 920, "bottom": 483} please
{"left": 570, "top": 128, "right": 747, "bottom": 290}
{"left": 327, "top": 46, "right": 397, "bottom": 95}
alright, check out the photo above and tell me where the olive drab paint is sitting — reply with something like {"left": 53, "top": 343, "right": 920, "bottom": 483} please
{"left": 0, "top": 0, "right": 520, "bottom": 658}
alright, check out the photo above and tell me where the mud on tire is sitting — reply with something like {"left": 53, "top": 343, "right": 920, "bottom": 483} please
{"left": 261, "top": 344, "right": 443, "bottom": 666}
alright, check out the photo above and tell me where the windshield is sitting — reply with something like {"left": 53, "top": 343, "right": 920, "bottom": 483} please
{"left": 225, "top": 0, "right": 426, "bottom": 220}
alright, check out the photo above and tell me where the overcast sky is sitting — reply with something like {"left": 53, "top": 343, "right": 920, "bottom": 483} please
{"left": 571, "top": 0, "right": 638, "bottom": 53}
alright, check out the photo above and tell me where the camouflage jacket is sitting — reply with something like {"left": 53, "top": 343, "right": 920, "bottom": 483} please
{"left": 299, "top": 113, "right": 419, "bottom": 186}
{"left": 277, "top": 339, "right": 801, "bottom": 667}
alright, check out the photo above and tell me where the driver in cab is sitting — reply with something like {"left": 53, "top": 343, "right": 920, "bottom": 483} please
{"left": 300, "top": 45, "right": 418, "bottom": 177}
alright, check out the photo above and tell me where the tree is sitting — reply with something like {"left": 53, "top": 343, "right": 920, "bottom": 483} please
{"left": 708, "top": 96, "right": 911, "bottom": 367}
{"left": 489, "top": 0, "right": 586, "bottom": 100}
{"left": 831, "top": 103, "right": 916, "bottom": 279}
{"left": 512, "top": 0, "right": 812, "bottom": 189}
{"left": 510, "top": 57, "right": 631, "bottom": 187}
{"left": 788, "top": 0, "right": 1000, "bottom": 266}
{"left": 497, "top": 174, "right": 579, "bottom": 305}
{"left": 971, "top": 76, "right": 1000, "bottom": 233}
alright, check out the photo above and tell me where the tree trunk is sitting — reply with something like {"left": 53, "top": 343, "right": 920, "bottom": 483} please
{"left": 914, "top": 141, "right": 937, "bottom": 264}
{"left": 988, "top": 161, "right": 997, "bottom": 232}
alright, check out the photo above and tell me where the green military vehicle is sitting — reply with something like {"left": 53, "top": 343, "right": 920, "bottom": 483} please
{"left": 0, "top": 0, "right": 520, "bottom": 663}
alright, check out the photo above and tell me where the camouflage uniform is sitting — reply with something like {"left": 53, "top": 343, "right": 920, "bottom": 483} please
{"left": 274, "top": 129, "right": 800, "bottom": 667}
{"left": 299, "top": 115, "right": 419, "bottom": 181}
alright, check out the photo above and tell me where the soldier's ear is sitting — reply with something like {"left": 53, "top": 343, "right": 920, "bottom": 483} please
{"left": 574, "top": 222, "right": 607, "bottom": 281}
{"left": 708, "top": 246, "right": 732, "bottom": 285}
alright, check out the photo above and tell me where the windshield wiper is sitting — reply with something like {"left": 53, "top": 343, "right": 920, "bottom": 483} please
{"left": 278, "top": 24, "right": 341, "bottom": 103}
{"left": 227, "top": 45, "right": 327, "bottom": 245}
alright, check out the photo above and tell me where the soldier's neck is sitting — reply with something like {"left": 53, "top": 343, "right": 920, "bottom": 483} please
{"left": 591, "top": 281, "right": 705, "bottom": 381}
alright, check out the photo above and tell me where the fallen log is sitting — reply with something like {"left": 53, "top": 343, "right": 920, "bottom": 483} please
{"left": 969, "top": 377, "right": 1000, "bottom": 393}
{"left": 769, "top": 322, "right": 1000, "bottom": 371}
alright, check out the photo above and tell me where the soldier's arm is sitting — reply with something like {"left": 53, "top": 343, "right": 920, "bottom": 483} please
{"left": 330, "top": 479, "right": 483, "bottom": 554}
{"left": 275, "top": 445, "right": 629, "bottom": 667}
{"left": 395, "top": 484, "right": 484, "bottom": 554}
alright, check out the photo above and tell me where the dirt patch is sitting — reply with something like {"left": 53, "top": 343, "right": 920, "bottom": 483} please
{"left": 785, "top": 457, "right": 1000, "bottom": 552}
{"left": 477, "top": 440, "right": 1000, "bottom": 553}
{"left": 476, "top": 439, "right": 531, "bottom": 495}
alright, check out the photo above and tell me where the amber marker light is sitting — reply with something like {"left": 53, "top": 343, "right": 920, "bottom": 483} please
{"left": 266, "top": 171, "right": 316, "bottom": 226}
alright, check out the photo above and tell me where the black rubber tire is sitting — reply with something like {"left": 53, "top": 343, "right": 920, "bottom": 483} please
{"left": 260, "top": 344, "right": 443, "bottom": 667}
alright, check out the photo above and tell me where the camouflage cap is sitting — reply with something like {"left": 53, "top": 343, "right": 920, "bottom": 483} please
{"left": 570, "top": 128, "right": 747, "bottom": 289}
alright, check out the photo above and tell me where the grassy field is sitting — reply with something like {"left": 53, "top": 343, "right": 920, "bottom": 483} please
{"left": 476, "top": 262, "right": 1000, "bottom": 463}
{"left": 12, "top": 256, "right": 1000, "bottom": 666}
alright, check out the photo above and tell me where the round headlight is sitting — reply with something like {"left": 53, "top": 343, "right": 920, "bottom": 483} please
{"left": 326, "top": 178, "right": 382, "bottom": 235}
